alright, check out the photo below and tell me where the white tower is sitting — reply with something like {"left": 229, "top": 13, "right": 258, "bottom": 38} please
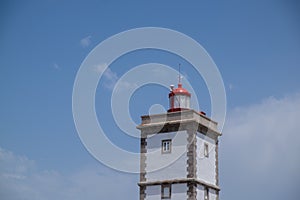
{"left": 137, "top": 82, "right": 221, "bottom": 200}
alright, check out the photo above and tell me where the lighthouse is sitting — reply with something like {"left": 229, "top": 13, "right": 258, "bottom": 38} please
{"left": 137, "top": 81, "right": 221, "bottom": 200}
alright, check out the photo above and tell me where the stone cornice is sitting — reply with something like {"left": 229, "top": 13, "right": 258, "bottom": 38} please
{"left": 137, "top": 110, "right": 221, "bottom": 137}
{"left": 138, "top": 178, "right": 220, "bottom": 191}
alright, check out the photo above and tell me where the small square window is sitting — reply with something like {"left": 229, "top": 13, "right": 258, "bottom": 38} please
{"left": 161, "top": 184, "right": 171, "bottom": 199}
{"left": 204, "top": 143, "right": 209, "bottom": 157}
{"left": 204, "top": 187, "right": 209, "bottom": 200}
{"left": 162, "top": 140, "right": 171, "bottom": 153}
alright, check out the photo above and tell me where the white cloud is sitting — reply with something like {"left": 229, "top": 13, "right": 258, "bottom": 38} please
{"left": 0, "top": 147, "right": 138, "bottom": 200}
{"left": 3, "top": 93, "right": 299, "bottom": 200}
{"left": 80, "top": 35, "right": 92, "bottom": 48}
{"left": 221, "top": 93, "right": 300, "bottom": 200}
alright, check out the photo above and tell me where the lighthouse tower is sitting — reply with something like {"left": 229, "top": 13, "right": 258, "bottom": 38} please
{"left": 137, "top": 81, "right": 221, "bottom": 200}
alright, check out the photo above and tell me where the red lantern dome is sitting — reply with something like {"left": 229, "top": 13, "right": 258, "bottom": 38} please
{"left": 168, "top": 83, "right": 191, "bottom": 112}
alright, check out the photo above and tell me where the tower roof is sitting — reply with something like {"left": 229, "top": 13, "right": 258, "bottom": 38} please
{"left": 169, "top": 83, "right": 191, "bottom": 98}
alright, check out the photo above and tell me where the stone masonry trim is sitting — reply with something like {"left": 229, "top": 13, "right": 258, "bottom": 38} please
{"left": 215, "top": 139, "right": 219, "bottom": 186}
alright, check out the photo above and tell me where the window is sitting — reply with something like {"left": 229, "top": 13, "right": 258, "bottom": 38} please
{"left": 161, "top": 184, "right": 171, "bottom": 199}
{"left": 204, "top": 187, "right": 209, "bottom": 200}
{"left": 162, "top": 140, "right": 171, "bottom": 153}
{"left": 204, "top": 143, "right": 209, "bottom": 157}
{"left": 173, "top": 95, "right": 190, "bottom": 109}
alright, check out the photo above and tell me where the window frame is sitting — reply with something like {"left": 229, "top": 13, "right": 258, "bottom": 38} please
{"left": 161, "top": 184, "right": 171, "bottom": 199}
{"left": 204, "top": 143, "right": 209, "bottom": 157}
{"left": 204, "top": 187, "right": 209, "bottom": 200}
{"left": 161, "top": 139, "right": 172, "bottom": 154}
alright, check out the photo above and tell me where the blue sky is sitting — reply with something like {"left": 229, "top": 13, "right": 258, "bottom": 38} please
{"left": 1, "top": 0, "right": 300, "bottom": 199}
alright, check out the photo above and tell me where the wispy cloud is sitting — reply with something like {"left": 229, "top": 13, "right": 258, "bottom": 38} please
{"left": 0, "top": 147, "right": 138, "bottom": 200}
{"left": 94, "top": 63, "right": 119, "bottom": 90}
{"left": 94, "top": 63, "right": 108, "bottom": 74}
{"left": 53, "top": 63, "right": 61, "bottom": 70}
{"left": 228, "top": 83, "right": 234, "bottom": 91}
{"left": 80, "top": 35, "right": 92, "bottom": 48}
{"left": 104, "top": 68, "right": 118, "bottom": 84}
{"left": 221, "top": 93, "right": 300, "bottom": 200}
{"left": 102, "top": 68, "right": 119, "bottom": 89}
{"left": 94, "top": 63, "right": 137, "bottom": 91}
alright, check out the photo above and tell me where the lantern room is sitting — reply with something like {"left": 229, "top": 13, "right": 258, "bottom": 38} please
{"left": 168, "top": 83, "right": 191, "bottom": 112}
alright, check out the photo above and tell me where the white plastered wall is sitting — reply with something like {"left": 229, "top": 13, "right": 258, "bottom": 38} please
{"left": 145, "top": 131, "right": 188, "bottom": 181}
{"left": 196, "top": 132, "right": 216, "bottom": 185}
